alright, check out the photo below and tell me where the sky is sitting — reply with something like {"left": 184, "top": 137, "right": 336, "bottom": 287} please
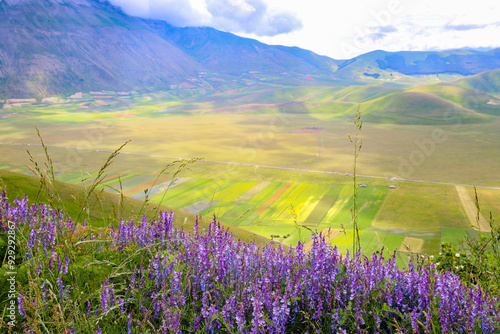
{"left": 108, "top": 0, "right": 500, "bottom": 59}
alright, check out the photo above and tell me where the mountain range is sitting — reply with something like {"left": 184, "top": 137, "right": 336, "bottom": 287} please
{"left": 1, "top": 0, "right": 500, "bottom": 99}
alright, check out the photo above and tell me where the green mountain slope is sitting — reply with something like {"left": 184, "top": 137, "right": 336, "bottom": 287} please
{"left": 152, "top": 81, "right": 499, "bottom": 121}
{"left": 329, "top": 85, "right": 399, "bottom": 102}
{"left": 361, "top": 91, "right": 487, "bottom": 125}
{"left": 410, "top": 84, "right": 500, "bottom": 116}
{"left": 451, "top": 69, "right": 500, "bottom": 96}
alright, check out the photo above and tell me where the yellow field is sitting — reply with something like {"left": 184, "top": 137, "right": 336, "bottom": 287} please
{"left": 398, "top": 237, "right": 425, "bottom": 253}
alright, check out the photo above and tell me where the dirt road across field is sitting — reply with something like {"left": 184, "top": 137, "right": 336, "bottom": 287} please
{"left": 455, "top": 186, "right": 491, "bottom": 232}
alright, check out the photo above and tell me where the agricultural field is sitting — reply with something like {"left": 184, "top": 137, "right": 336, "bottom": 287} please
{"left": 1, "top": 86, "right": 500, "bottom": 260}
{"left": 2, "top": 143, "right": 498, "bottom": 265}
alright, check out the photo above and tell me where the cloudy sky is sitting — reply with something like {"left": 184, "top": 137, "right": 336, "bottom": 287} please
{"left": 109, "top": 0, "right": 500, "bottom": 59}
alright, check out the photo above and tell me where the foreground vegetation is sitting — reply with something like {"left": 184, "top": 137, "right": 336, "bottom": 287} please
{"left": 1, "top": 189, "right": 500, "bottom": 333}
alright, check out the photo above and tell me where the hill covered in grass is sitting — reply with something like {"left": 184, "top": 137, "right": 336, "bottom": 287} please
{"left": 452, "top": 69, "right": 500, "bottom": 96}
{"left": 360, "top": 90, "right": 488, "bottom": 125}
{"left": 154, "top": 76, "right": 499, "bottom": 124}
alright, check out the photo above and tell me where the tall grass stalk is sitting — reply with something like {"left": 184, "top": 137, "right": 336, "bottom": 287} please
{"left": 147, "top": 158, "right": 199, "bottom": 220}
{"left": 25, "top": 126, "right": 66, "bottom": 212}
{"left": 291, "top": 204, "right": 313, "bottom": 244}
{"left": 348, "top": 105, "right": 363, "bottom": 254}
{"left": 76, "top": 140, "right": 130, "bottom": 224}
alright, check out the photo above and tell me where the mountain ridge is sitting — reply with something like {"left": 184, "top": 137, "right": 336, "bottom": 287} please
{"left": 1, "top": 0, "right": 499, "bottom": 98}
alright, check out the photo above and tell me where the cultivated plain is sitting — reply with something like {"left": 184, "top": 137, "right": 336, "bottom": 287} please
{"left": 1, "top": 78, "right": 500, "bottom": 260}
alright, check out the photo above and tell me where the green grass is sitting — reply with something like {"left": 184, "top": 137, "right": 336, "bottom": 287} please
{"left": 149, "top": 178, "right": 213, "bottom": 204}
{"left": 410, "top": 84, "right": 500, "bottom": 115}
{"left": 60, "top": 168, "right": 439, "bottom": 258}
{"left": 330, "top": 85, "right": 399, "bottom": 103}
{"left": 265, "top": 183, "right": 307, "bottom": 220}
{"left": 356, "top": 186, "right": 388, "bottom": 226}
{"left": 441, "top": 227, "right": 471, "bottom": 244}
{"left": 464, "top": 187, "right": 500, "bottom": 221}
{"left": 373, "top": 182, "right": 470, "bottom": 231}
{"left": 246, "top": 182, "right": 286, "bottom": 206}
{"left": 453, "top": 69, "right": 500, "bottom": 96}
{"left": 380, "top": 234, "right": 405, "bottom": 252}
{"left": 240, "top": 225, "right": 296, "bottom": 240}
{"left": 282, "top": 227, "right": 315, "bottom": 246}
{"left": 304, "top": 194, "right": 338, "bottom": 226}
{"left": 167, "top": 179, "right": 238, "bottom": 209}
{"left": 3, "top": 104, "right": 500, "bottom": 186}
{"left": 328, "top": 229, "right": 360, "bottom": 253}
{"left": 209, "top": 181, "right": 258, "bottom": 202}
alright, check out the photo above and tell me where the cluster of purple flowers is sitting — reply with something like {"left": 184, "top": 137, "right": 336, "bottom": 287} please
{"left": 110, "top": 217, "right": 500, "bottom": 333}
{"left": 2, "top": 188, "right": 499, "bottom": 333}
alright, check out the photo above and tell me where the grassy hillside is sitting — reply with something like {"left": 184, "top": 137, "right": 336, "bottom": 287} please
{"left": 0, "top": 169, "right": 271, "bottom": 246}
{"left": 176, "top": 82, "right": 499, "bottom": 121}
{"left": 328, "top": 85, "right": 399, "bottom": 102}
{"left": 410, "top": 84, "right": 500, "bottom": 115}
{"left": 361, "top": 91, "right": 487, "bottom": 124}
{"left": 452, "top": 69, "right": 500, "bottom": 96}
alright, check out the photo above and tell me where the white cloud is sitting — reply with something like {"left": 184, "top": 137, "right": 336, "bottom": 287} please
{"left": 108, "top": 0, "right": 302, "bottom": 36}
{"left": 207, "top": 0, "right": 302, "bottom": 36}
{"left": 352, "top": 0, "right": 500, "bottom": 55}
{"left": 241, "top": 0, "right": 500, "bottom": 58}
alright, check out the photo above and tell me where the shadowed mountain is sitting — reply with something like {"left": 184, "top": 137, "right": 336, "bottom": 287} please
{"left": 0, "top": 0, "right": 340, "bottom": 98}
{"left": 373, "top": 49, "right": 500, "bottom": 76}
{"left": 0, "top": 0, "right": 207, "bottom": 98}
{"left": 147, "top": 21, "right": 340, "bottom": 77}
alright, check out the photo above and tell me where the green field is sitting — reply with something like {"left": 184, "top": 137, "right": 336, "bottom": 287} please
{"left": 1, "top": 83, "right": 500, "bottom": 256}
